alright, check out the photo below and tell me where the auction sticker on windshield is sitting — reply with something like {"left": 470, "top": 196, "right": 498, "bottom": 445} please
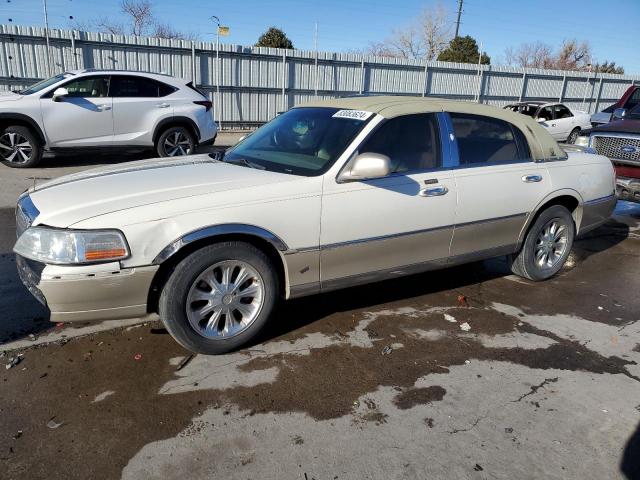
{"left": 332, "top": 110, "right": 374, "bottom": 121}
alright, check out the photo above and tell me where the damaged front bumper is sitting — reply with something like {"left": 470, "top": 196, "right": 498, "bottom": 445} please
{"left": 16, "top": 255, "right": 158, "bottom": 323}
{"left": 616, "top": 176, "right": 640, "bottom": 203}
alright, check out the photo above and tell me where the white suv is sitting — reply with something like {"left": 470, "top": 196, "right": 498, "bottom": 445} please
{"left": 0, "top": 69, "right": 217, "bottom": 168}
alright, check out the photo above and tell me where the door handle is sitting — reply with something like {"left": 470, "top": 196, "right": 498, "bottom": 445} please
{"left": 522, "top": 174, "right": 543, "bottom": 183}
{"left": 419, "top": 185, "right": 449, "bottom": 197}
{"left": 156, "top": 103, "right": 170, "bottom": 108}
{"left": 96, "top": 104, "right": 111, "bottom": 111}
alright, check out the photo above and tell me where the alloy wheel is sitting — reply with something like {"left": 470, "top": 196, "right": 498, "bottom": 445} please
{"left": 163, "top": 130, "right": 192, "bottom": 156}
{"left": 0, "top": 132, "right": 33, "bottom": 164}
{"left": 186, "top": 260, "right": 265, "bottom": 339}
{"left": 534, "top": 219, "right": 569, "bottom": 269}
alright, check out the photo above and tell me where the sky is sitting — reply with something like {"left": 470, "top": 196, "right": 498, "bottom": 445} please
{"left": 2, "top": 0, "right": 639, "bottom": 74}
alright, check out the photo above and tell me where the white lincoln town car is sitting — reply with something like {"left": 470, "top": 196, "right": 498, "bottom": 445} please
{"left": 14, "top": 97, "right": 616, "bottom": 354}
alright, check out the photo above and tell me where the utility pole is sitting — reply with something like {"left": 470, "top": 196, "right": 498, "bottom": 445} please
{"left": 42, "top": 0, "right": 52, "bottom": 76}
{"left": 210, "top": 16, "right": 221, "bottom": 129}
{"left": 454, "top": 0, "right": 463, "bottom": 38}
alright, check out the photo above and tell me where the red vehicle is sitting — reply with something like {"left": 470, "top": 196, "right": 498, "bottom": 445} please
{"left": 590, "top": 85, "right": 640, "bottom": 127}
{"left": 578, "top": 104, "right": 640, "bottom": 203}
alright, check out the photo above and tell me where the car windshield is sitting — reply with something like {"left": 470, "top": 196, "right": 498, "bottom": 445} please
{"left": 19, "top": 73, "right": 73, "bottom": 95}
{"left": 222, "top": 107, "right": 372, "bottom": 176}
{"left": 505, "top": 104, "right": 537, "bottom": 118}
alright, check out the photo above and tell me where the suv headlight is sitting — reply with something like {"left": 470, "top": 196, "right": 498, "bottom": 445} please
{"left": 574, "top": 135, "right": 590, "bottom": 147}
{"left": 14, "top": 227, "right": 130, "bottom": 264}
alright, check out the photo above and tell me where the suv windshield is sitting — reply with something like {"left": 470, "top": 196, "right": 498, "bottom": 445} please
{"left": 223, "top": 107, "right": 371, "bottom": 176}
{"left": 19, "top": 73, "right": 73, "bottom": 95}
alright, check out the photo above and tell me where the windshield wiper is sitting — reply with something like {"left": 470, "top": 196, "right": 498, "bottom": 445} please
{"left": 224, "top": 157, "right": 265, "bottom": 170}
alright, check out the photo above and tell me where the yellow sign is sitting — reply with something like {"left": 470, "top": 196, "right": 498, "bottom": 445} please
{"left": 218, "top": 26, "right": 230, "bottom": 36}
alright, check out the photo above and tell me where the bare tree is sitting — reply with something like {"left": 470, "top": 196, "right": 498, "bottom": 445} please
{"left": 74, "top": 0, "right": 195, "bottom": 40}
{"left": 120, "top": 0, "right": 153, "bottom": 36}
{"left": 505, "top": 39, "right": 599, "bottom": 72}
{"left": 365, "top": 3, "right": 452, "bottom": 61}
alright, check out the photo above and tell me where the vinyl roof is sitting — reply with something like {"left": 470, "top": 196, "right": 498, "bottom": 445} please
{"left": 297, "top": 95, "right": 566, "bottom": 161}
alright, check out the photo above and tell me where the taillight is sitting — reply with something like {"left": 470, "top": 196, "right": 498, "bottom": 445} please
{"left": 193, "top": 100, "right": 212, "bottom": 111}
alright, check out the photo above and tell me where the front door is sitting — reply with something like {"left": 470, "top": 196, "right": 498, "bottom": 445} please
{"left": 40, "top": 75, "right": 113, "bottom": 147}
{"left": 447, "top": 112, "right": 551, "bottom": 258}
{"left": 536, "top": 105, "right": 563, "bottom": 140}
{"left": 320, "top": 113, "right": 457, "bottom": 287}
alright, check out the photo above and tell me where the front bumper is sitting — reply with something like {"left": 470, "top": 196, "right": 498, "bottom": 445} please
{"left": 616, "top": 176, "right": 640, "bottom": 203}
{"left": 16, "top": 255, "right": 158, "bottom": 323}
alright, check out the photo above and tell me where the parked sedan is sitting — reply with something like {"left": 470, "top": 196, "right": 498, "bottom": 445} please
{"left": 14, "top": 97, "right": 616, "bottom": 354}
{"left": 504, "top": 101, "right": 591, "bottom": 143}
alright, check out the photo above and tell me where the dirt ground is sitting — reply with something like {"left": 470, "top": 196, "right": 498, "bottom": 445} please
{"left": 1, "top": 146, "right": 639, "bottom": 479}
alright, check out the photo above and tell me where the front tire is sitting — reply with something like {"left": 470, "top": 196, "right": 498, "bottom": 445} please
{"left": 159, "top": 242, "right": 279, "bottom": 354}
{"left": 156, "top": 126, "right": 196, "bottom": 157}
{"left": 0, "top": 126, "right": 43, "bottom": 168}
{"left": 511, "top": 205, "right": 575, "bottom": 281}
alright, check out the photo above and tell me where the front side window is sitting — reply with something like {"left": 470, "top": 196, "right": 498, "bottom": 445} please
{"left": 359, "top": 113, "right": 441, "bottom": 173}
{"left": 109, "top": 76, "right": 174, "bottom": 97}
{"left": 62, "top": 76, "right": 110, "bottom": 98}
{"left": 223, "top": 107, "right": 370, "bottom": 176}
{"left": 537, "top": 107, "right": 553, "bottom": 121}
{"left": 624, "top": 88, "right": 640, "bottom": 109}
{"left": 450, "top": 113, "right": 529, "bottom": 165}
{"left": 554, "top": 105, "right": 573, "bottom": 119}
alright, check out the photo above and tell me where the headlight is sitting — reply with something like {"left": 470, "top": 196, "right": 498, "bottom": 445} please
{"left": 574, "top": 135, "right": 590, "bottom": 147}
{"left": 14, "top": 227, "right": 130, "bottom": 264}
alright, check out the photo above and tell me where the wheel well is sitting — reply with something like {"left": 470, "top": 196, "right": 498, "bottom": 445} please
{"left": 153, "top": 119, "right": 200, "bottom": 146}
{"left": 518, "top": 194, "right": 580, "bottom": 247}
{"left": 0, "top": 118, "right": 45, "bottom": 145}
{"left": 146, "top": 233, "right": 286, "bottom": 314}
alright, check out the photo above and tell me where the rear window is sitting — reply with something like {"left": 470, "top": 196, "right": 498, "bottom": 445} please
{"left": 109, "top": 76, "right": 176, "bottom": 98}
{"left": 450, "top": 113, "right": 530, "bottom": 165}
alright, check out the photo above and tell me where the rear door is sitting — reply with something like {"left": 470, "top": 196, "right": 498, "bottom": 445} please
{"left": 40, "top": 75, "right": 113, "bottom": 147}
{"left": 109, "top": 75, "right": 176, "bottom": 146}
{"left": 448, "top": 113, "right": 551, "bottom": 259}
{"left": 552, "top": 104, "right": 575, "bottom": 140}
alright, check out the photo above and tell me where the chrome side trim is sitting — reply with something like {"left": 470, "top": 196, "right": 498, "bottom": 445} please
{"left": 320, "top": 243, "right": 518, "bottom": 295}
{"left": 153, "top": 224, "right": 289, "bottom": 264}
{"left": 584, "top": 194, "right": 616, "bottom": 205}
{"left": 455, "top": 212, "right": 528, "bottom": 228}
{"left": 321, "top": 225, "right": 452, "bottom": 251}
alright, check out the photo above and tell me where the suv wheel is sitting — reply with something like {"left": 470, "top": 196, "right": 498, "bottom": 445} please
{"left": 511, "top": 205, "right": 575, "bottom": 281}
{"left": 159, "top": 242, "right": 279, "bottom": 354}
{"left": 156, "top": 126, "right": 196, "bottom": 157}
{"left": 0, "top": 126, "right": 43, "bottom": 168}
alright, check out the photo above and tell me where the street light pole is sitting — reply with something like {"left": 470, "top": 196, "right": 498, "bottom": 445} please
{"left": 210, "top": 16, "right": 221, "bottom": 129}
{"left": 42, "top": 0, "right": 52, "bottom": 76}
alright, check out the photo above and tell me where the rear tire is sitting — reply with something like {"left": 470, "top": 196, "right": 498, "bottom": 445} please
{"left": 511, "top": 205, "right": 575, "bottom": 281}
{"left": 156, "top": 125, "right": 196, "bottom": 157}
{"left": 567, "top": 127, "right": 580, "bottom": 144}
{"left": 159, "top": 242, "right": 279, "bottom": 354}
{"left": 0, "top": 126, "right": 43, "bottom": 168}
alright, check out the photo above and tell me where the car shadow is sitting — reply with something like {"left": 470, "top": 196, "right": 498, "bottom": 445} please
{"left": 572, "top": 218, "right": 630, "bottom": 263}
{"left": 621, "top": 421, "right": 640, "bottom": 480}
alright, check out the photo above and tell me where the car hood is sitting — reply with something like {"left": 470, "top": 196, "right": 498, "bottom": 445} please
{"left": 0, "top": 91, "right": 22, "bottom": 102}
{"left": 591, "top": 119, "right": 640, "bottom": 134}
{"left": 29, "top": 155, "right": 303, "bottom": 228}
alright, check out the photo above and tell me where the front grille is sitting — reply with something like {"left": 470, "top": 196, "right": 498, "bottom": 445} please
{"left": 592, "top": 135, "right": 640, "bottom": 163}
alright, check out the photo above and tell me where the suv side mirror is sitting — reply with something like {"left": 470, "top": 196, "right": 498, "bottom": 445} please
{"left": 337, "top": 152, "right": 391, "bottom": 182}
{"left": 612, "top": 108, "right": 627, "bottom": 120}
{"left": 52, "top": 87, "right": 69, "bottom": 102}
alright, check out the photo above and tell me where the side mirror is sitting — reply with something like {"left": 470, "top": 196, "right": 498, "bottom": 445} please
{"left": 612, "top": 108, "right": 627, "bottom": 120}
{"left": 536, "top": 117, "right": 547, "bottom": 124}
{"left": 52, "top": 87, "right": 69, "bottom": 102}
{"left": 338, "top": 152, "right": 391, "bottom": 182}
